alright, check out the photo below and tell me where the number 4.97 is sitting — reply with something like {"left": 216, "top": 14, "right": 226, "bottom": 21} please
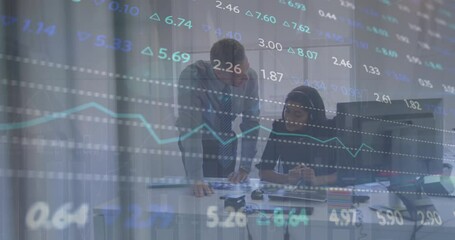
{"left": 329, "top": 209, "right": 356, "bottom": 226}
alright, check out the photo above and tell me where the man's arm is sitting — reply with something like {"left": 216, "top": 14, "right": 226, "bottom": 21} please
{"left": 176, "top": 65, "right": 205, "bottom": 181}
{"left": 239, "top": 69, "right": 260, "bottom": 172}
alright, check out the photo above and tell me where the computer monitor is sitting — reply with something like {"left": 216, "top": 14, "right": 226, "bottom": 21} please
{"left": 335, "top": 99, "right": 444, "bottom": 187}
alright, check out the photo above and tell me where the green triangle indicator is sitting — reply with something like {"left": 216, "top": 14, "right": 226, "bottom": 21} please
{"left": 283, "top": 21, "right": 290, "bottom": 28}
{"left": 149, "top": 13, "right": 161, "bottom": 22}
{"left": 287, "top": 47, "right": 295, "bottom": 54}
{"left": 77, "top": 32, "right": 91, "bottom": 42}
{"left": 141, "top": 47, "right": 154, "bottom": 56}
{"left": 245, "top": 10, "right": 254, "bottom": 17}
{"left": 256, "top": 212, "right": 270, "bottom": 226}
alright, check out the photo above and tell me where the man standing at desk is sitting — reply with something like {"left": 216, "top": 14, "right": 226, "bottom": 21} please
{"left": 176, "top": 39, "right": 260, "bottom": 197}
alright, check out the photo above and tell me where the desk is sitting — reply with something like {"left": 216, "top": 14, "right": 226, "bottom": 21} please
{"left": 93, "top": 178, "right": 455, "bottom": 240}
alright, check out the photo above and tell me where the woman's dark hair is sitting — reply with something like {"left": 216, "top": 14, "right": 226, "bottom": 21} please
{"left": 282, "top": 86, "right": 327, "bottom": 125}
{"left": 210, "top": 38, "right": 246, "bottom": 68}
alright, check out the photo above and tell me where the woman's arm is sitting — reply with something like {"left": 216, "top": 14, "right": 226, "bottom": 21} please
{"left": 301, "top": 166, "right": 337, "bottom": 186}
{"left": 259, "top": 168, "right": 303, "bottom": 185}
{"left": 259, "top": 169, "right": 288, "bottom": 184}
{"left": 255, "top": 121, "right": 285, "bottom": 182}
{"left": 313, "top": 172, "right": 337, "bottom": 186}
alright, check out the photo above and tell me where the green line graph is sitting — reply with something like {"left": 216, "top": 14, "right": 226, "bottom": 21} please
{"left": 0, "top": 102, "right": 374, "bottom": 157}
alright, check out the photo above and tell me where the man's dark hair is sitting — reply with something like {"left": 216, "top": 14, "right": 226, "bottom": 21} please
{"left": 210, "top": 38, "right": 246, "bottom": 67}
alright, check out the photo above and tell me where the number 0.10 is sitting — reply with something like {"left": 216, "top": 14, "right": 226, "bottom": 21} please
{"left": 108, "top": 1, "right": 140, "bottom": 16}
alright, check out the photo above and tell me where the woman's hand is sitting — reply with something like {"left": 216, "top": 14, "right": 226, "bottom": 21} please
{"left": 301, "top": 166, "right": 317, "bottom": 185}
{"left": 287, "top": 164, "right": 305, "bottom": 185}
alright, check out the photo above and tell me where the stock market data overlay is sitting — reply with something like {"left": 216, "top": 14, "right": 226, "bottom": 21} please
{"left": 1, "top": 0, "right": 455, "bottom": 239}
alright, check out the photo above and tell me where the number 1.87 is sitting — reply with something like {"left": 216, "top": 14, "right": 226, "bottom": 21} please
{"left": 260, "top": 69, "right": 284, "bottom": 82}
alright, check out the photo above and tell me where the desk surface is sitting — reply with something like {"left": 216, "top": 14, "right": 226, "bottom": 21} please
{"left": 93, "top": 178, "right": 455, "bottom": 240}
